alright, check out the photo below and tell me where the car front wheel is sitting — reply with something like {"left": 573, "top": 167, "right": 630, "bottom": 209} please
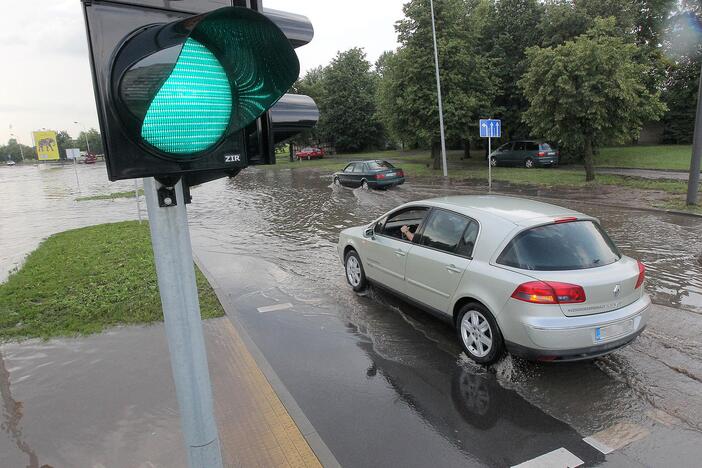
{"left": 489, "top": 157, "right": 497, "bottom": 167}
{"left": 344, "top": 250, "right": 367, "bottom": 292}
{"left": 457, "top": 303, "right": 504, "bottom": 365}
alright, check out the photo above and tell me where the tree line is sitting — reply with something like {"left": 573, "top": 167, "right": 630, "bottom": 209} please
{"left": 1, "top": 129, "right": 103, "bottom": 162}
{"left": 292, "top": 0, "right": 701, "bottom": 181}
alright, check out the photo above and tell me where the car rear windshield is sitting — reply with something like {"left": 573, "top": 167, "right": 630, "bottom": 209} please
{"left": 497, "top": 221, "right": 621, "bottom": 271}
{"left": 539, "top": 143, "right": 553, "bottom": 151}
{"left": 366, "top": 161, "right": 395, "bottom": 170}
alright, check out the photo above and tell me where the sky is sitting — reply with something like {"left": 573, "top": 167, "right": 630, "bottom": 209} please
{"left": 0, "top": 0, "right": 406, "bottom": 146}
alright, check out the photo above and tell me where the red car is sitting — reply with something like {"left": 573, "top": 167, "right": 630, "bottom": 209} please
{"left": 296, "top": 147, "right": 325, "bottom": 160}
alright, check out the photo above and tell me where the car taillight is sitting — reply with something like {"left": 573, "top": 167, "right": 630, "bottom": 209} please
{"left": 554, "top": 217, "right": 578, "bottom": 224}
{"left": 376, "top": 173, "right": 385, "bottom": 179}
{"left": 537, "top": 151, "right": 546, "bottom": 157}
{"left": 396, "top": 170, "right": 404, "bottom": 177}
{"left": 635, "top": 261, "right": 646, "bottom": 289}
{"left": 511, "top": 281, "right": 586, "bottom": 304}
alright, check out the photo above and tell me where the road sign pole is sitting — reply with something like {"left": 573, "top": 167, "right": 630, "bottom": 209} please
{"left": 687, "top": 61, "right": 702, "bottom": 206}
{"left": 429, "top": 0, "right": 448, "bottom": 178}
{"left": 488, "top": 136, "right": 492, "bottom": 192}
{"left": 143, "top": 177, "right": 223, "bottom": 468}
{"left": 73, "top": 158, "right": 81, "bottom": 193}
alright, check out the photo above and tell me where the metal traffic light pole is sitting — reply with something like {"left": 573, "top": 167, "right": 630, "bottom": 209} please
{"left": 429, "top": 0, "right": 448, "bottom": 178}
{"left": 687, "top": 61, "right": 702, "bottom": 206}
{"left": 143, "top": 177, "right": 223, "bottom": 468}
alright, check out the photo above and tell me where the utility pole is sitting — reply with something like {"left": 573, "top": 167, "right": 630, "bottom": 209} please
{"left": 687, "top": 62, "right": 702, "bottom": 206}
{"left": 429, "top": 0, "right": 448, "bottom": 178}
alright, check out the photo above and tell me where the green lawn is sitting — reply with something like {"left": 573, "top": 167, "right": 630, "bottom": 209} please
{"left": 595, "top": 145, "right": 693, "bottom": 170}
{"left": 77, "top": 189, "right": 143, "bottom": 201}
{"left": 0, "top": 221, "right": 223, "bottom": 341}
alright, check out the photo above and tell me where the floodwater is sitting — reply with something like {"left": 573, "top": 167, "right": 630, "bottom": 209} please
{"left": 2, "top": 162, "right": 702, "bottom": 466}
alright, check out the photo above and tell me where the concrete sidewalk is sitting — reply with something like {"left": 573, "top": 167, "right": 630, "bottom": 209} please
{"left": 0, "top": 318, "right": 325, "bottom": 467}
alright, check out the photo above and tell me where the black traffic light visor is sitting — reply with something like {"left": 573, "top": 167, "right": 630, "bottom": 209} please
{"left": 112, "top": 6, "right": 299, "bottom": 159}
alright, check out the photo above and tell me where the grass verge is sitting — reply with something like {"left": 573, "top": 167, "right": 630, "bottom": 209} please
{"left": 76, "top": 189, "right": 143, "bottom": 201}
{"left": 0, "top": 221, "right": 224, "bottom": 341}
{"left": 595, "top": 145, "right": 692, "bottom": 170}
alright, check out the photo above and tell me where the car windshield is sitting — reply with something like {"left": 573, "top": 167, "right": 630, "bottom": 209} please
{"left": 497, "top": 220, "right": 621, "bottom": 271}
{"left": 366, "top": 161, "right": 395, "bottom": 170}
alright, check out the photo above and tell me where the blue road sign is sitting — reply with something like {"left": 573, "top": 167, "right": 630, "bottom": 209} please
{"left": 480, "top": 119, "right": 501, "bottom": 138}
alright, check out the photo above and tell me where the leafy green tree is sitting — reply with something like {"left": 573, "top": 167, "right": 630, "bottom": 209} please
{"left": 520, "top": 18, "right": 666, "bottom": 181}
{"left": 322, "top": 48, "right": 383, "bottom": 152}
{"left": 289, "top": 66, "right": 328, "bottom": 149}
{"left": 76, "top": 128, "right": 104, "bottom": 154}
{"left": 379, "top": 0, "right": 497, "bottom": 165}
{"left": 55, "top": 131, "right": 74, "bottom": 160}
{"left": 1, "top": 138, "right": 34, "bottom": 162}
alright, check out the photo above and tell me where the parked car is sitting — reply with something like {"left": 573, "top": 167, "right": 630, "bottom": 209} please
{"left": 6, "top": 160, "right": 16, "bottom": 166}
{"left": 333, "top": 160, "right": 405, "bottom": 190}
{"left": 490, "top": 141, "right": 559, "bottom": 168}
{"left": 296, "top": 147, "right": 325, "bottom": 160}
{"left": 338, "top": 195, "right": 649, "bottom": 364}
{"left": 84, "top": 153, "right": 97, "bottom": 164}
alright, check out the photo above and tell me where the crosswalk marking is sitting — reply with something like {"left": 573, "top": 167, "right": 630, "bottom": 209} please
{"left": 511, "top": 448, "right": 584, "bottom": 468}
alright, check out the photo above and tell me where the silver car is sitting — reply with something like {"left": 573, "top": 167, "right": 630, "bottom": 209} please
{"left": 338, "top": 196, "right": 650, "bottom": 364}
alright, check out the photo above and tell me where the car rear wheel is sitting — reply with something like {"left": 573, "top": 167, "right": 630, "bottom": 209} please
{"left": 361, "top": 180, "right": 369, "bottom": 190}
{"left": 344, "top": 250, "right": 367, "bottom": 292}
{"left": 489, "top": 157, "right": 497, "bottom": 167}
{"left": 457, "top": 303, "right": 504, "bottom": 365}
{"left": 524, "top": 158, "right": 534, "bottom": 169}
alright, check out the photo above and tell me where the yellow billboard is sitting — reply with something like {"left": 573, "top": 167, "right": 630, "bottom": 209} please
{"left": 33, "top": 131, "right": 60, "bottom": 161}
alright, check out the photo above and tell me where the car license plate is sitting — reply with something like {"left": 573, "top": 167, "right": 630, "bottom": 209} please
{"left": 386, "top": 172, "right": 395, "bottom": 177}
{"left": 595, "top": 320, "right": 634, "bottom": 343}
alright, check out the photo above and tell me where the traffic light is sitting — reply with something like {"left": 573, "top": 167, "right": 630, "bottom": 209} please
{"left": 82, "top": 0, "right": 317, "bottom": 182}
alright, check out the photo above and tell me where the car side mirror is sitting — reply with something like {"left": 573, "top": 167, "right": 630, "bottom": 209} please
{"left": 363, "top": 227, "right": 375, "bottom": 239}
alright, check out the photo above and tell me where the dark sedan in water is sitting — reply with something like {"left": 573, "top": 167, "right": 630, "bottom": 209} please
{"left": 333, "top": 160, "right": 405, "bottom": 190}
{"left": 490, "top": 140, "right": 559, "bottom": 168}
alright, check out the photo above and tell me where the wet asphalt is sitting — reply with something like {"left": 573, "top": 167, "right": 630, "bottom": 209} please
{"left": 2, "top": 163, "right": 702, "bottom": 466}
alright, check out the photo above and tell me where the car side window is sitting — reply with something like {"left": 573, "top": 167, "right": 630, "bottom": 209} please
{"left": 381, "top": 207, "right": 429, "bottom": 241}
{"left": 455, "top": 220, "right": 479, "bottom": 258}
{"left": 514, "top": 142, "right": 527, "bottom": 151}
{"left": 343, "top": 164, "right": 355, "bottom": 173}
{"left": 353, "top": 163, "right": 365, "bottom": 173}
{"left": 419, "top": 210, "right": 470, "bottom": 254}
{"left": 497, "top": 143, "right": 512, "bottom": 152}
{"left": 525, "top": 142, "right": 539, "bottom": 151}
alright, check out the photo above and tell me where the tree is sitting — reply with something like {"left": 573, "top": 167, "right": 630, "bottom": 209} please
{"left": 0, "top": 138, "right": 34, "bottom": 162}
{"left": 378, "top": 0, "right": 497, "bottom": 166}
{"left": 55, "top": 131, "right": 74, "bottom": 160}
{"left": 322, "top": 48, "right": 384, "bottom": 153}
{"left": 289, "top": 66, "right": 328, "bottom": 148}
{"left": 519, "top": 18, "right": 666, "bottom": 181}
{"left": 76, "top": 128, "right": 104, "bottom": 154}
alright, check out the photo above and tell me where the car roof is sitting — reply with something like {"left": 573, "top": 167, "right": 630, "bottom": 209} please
{"left": 346, "top": 159, "right": 387, "bottom": 164}
{"left": 412, "top": 195, "right": 590, "bottom": 226}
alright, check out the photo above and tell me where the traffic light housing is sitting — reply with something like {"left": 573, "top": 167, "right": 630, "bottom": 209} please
{"left": 82, "top": 1, "right": 317, "bottom": 182}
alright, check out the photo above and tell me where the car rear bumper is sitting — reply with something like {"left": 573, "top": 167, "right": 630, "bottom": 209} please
{"left": 534, "top": 157, "right": 558, "bottom": 166}
{"left": 504, "top": 294, "right": 650, "bottom": 361}
{"left": 369, "top": 177, "right": 405, "bottom": 188}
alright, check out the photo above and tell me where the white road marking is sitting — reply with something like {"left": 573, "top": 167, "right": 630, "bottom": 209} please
{"left": 257, "top": 303, "right": 294, "bottom": 314}
{"left": 583, "top": 422, "right": 650, "bottom": 454}
{"left": 511, "top": 447, "right": 584, "bottom": 468}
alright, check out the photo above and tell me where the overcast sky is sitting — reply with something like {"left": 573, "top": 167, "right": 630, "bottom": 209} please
{"left": 0, "top": 0, "right": 406, "bottom": 146}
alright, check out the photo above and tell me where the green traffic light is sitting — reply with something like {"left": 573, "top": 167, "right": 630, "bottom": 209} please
{"left": 141, "top": 38, "right": 233, "bottom": 155}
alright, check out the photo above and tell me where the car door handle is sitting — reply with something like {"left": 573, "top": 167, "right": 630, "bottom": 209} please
{"left": 394, "top": 250, "right": 406, "bottom": 257}
{"left": 446, "top": 264, "right": 462, "bottom": 273}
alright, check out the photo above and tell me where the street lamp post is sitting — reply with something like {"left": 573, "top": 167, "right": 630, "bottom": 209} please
{"left": 9, "top": 132, "right": 24, "bottom": 161}
{"left": 429, "top": 0, "right": 448, "bottom": 178}
{"left": 74, "top": 121, "right": 91, "bottom": 154}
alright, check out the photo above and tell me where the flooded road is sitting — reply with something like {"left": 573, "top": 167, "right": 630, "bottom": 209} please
{"left": 2, "top": 163, "right": 702, "bottom": 466}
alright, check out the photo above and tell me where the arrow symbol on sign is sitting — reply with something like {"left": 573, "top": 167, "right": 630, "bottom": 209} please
{"left": 481, "top": 123, "right": 488, "bottom": 137}
{"left": 490, "top": 122, "right": 494, "bottom": 137}
{"left": 495, "top": 121, "right": 500, "bottom": 136}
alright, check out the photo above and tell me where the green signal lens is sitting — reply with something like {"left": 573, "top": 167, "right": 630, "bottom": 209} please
{"left": 141, "top": 38, "right": 232, "bottom": 156}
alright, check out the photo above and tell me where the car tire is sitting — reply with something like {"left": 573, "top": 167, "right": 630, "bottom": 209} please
{"left": 489, "top": 157, "right": 497, "bottom": 167}
{"left": 524, "top": 158, "right": 534, "bottom": 169}
{"left": 361, "top": 180, "right": 369, "bottom": 190}
{"left": 344, "top": 250, "right": 367, "bottom": 292}
{"left": 333, "top": 176, "right": 340, "bottom": 186}
{"left": 456, "top": 303, "right": 504, "bottom": 365}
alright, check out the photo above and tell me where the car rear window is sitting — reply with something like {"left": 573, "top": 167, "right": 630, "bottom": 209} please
{"left": 539, "top": 143, "right": 553, "bottom": 151}
{"left": 367, "top": 161, "right": 395, "bottom": 170}
{"left": 497, "top": 221, "right": 621, "bottom": 271}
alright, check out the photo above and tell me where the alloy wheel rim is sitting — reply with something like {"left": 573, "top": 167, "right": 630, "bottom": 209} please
{"left": 526, "top": 159, "right": 533, "bottom": 168}
{"left": 346, "top": 256, "right": 361, "bottom": 286}
{"left": 362, "top": 181, "right": 368, "bottom": 190}
{"left": 490, "top": 158, "right": 496, "bottom": 167}
{"left": 460, "top": 310, "right": 492, "bottom": 358}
